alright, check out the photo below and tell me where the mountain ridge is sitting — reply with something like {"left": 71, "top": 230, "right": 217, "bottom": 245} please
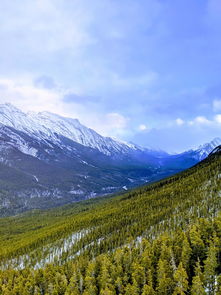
{"left": 0, "top": 102, "right": 220, "bottom": 216}
{"left": 0, "top": 103, "right": 142, "bottom": 157}
{"left": 0, "top": 103, "right": 219, "bottom": 159}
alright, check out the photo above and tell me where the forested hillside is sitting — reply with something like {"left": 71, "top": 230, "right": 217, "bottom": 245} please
{"left": 1, "top": 215, "right": 221, "bottom": 294}
{"left": 0, "top": 147, "right": 220, "bottom": 294}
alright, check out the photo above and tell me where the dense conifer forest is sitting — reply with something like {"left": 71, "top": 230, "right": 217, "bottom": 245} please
{"left": 0, "top": 147, "right": 220, "bottom": 294}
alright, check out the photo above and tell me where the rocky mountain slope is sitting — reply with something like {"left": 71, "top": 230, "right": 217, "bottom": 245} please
{"left": 0, "top": 104, "right": 170, "bottom": 215}
{"left": 0, "top": 103, "right": 220, "bottom": 216}
{"left": 0, "top": 103, "right": 146, "bottom": 156}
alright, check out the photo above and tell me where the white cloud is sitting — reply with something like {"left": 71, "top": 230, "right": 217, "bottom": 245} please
{"left": 0, "top": 0, "right": 94, "bottom": 54}
{"left": 0, "top": 78, "right": 65, "bottom": 114}
{"left": 0, "top": 0, "right": 160, "bottom": 97}
{"left": 214, "top": 114, "right": 221, "bottom": 124}
{"left": 105, "top": 112, "right": 128, "bottom": 129}
{"left": 138, "top": 124, "right": 148, "bottom": 131}
{"left": 175, "top": 118, "right": 184, "bottom": 126}
{"left": 195, "top": 116, "right": 211, "bottom": 124}
{"left": 100, "top": 112, "right": 129, "bottom": 137}
{"left": 187, "top": 114, "right": 221, "bottom": 127}
{"left": 188, "top": 116, "right": 211, "bottom": 126}
{"left": 0, "top": 77, "right": 130, "bottom": 138}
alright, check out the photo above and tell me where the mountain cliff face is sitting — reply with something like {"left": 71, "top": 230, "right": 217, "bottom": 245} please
{"left": 0, "top": 103, "right": 220, "bottom": 216}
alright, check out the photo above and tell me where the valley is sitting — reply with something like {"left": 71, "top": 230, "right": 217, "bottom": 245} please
{"left": 0, "top": 103, "right": 220, "bottom": 216}
{"left": 0, "top": 145, "right": 220, "bottom": 294}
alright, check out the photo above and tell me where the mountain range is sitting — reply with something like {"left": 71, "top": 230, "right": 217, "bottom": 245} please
{"left": 0, "top": 103, "right": 220, "bottom": 216}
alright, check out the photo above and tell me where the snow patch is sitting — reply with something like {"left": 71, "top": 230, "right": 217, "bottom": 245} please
{"left": 33, "top": 175, "right": 39, "bottom": 182}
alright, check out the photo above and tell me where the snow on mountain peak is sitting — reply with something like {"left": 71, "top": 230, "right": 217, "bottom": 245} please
{"left": 194, "top": 137, "right": 221, "bottom": 160}
{"left": 210, "top": 137, "right": 221, "bottom": 147}
{"left": 30, "top": 111, "right": 139, "bottom": 155}
{"left": 198, "top": 137, "right": 221, "bottom": 151}
{"left": 0, "top": 103, "right": 138, "bottom": 155}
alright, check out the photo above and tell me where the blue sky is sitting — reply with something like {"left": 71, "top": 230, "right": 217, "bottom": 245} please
{"left": 0, "top": 0, "right": 221, "bottom": 152}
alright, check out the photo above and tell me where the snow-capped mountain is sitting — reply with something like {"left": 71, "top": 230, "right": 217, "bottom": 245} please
{"left": 0, "top": 103, "right": 173, "bottom": 216}
{"left": 0, "top": 103, "right": 220, "bottom": 216}
{"left": 0, "top": 103, "right": 139, "bottom": 157}
{"left": 192, "top": 137, "right": 221, "bottom": 160}
{"left": 159, "top": 137, "right": 221, "bottom": 171}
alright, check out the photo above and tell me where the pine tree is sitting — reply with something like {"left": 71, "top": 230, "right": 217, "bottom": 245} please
{"left": 125, "top": 283, "right": 139, "bottom": 295}
{"left": 173, "top": 262, "right": 188, "bottom": 295}
{"left": 181, "top": 235, "right": 192, "bottom": 271}
{"left": 98, "top": 255, "right": 113, "bottom": 291}
{"left": 216, "top": 275, "right": 221, "bottom": 295}
{"left": 203, "top": 242, "right": 218, "bottom": 295}
{"left": 115, "top": 277, "right": 124, "bottom": 294}
{"left": 65, "top": 275, "right": 80, "bottom": 295}
{"left": 157, "top": 259, "right": 173, "bottom": 295}
{"left": 100, "top": 287, "right": 116, "bottom": 295}
{"left": 83, "top": 260, "right": 98, "bottom": 295}
{"left": 54, "top": 272, "right": 68, "bottom": 294}
{"left": 191, "top": 260, "right": 206, "bottom": 295}
{"left": 83, "top": 276, "right": 97, "bottom": 295}
{"left": 132, "top": 262, "right": 146, "bottom": 289}
{"left": 142, "top": 284, "right": 156, "bottom": 295}
{"left": 189, "top": 225, "right": 205, "bottom": 261}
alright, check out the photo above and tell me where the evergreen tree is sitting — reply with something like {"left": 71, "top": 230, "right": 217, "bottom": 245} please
{"left": 181, "top": 235, "right": 192, "bottom": 271}
{"left": 173, "top": 262, "right": 188, "bottom": 295}
{"left": 157, "top": 259, "right": 173, "bottom": 295}
{"left": 124, "top": 283, "right": 139, "bottom": 295}
{"left": 191, "top": 260, "right": 206, "bottom": 295}
{"left": 65, "top": 275, "right": 80, "bottom": 295}
{"left": 203, "top": 241, "right": 218, "bottom": 295}
{"left": 216, "top": 275, "right": 221, "bottom": 295}
{"left": 132, "top": 262, "right": 146, "bottom": 289}
{"left": 142, "top": 284, "right": 156, "bottom": 295}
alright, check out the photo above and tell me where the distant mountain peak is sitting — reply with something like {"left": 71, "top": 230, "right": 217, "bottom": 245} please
{"left": 198, "top": 137, "right": 221, "bottom": 149}
{"left": 0, "top": 103, "right": 140, "bottom": 156}
{"left": 193, "top": 137, "right": 221, "bottom": 160}
{"left": 0, "top": 102, "right": 20, "bottom": 110}
{"left": 0, "top": 102, "right": 22, "bottom": 114}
